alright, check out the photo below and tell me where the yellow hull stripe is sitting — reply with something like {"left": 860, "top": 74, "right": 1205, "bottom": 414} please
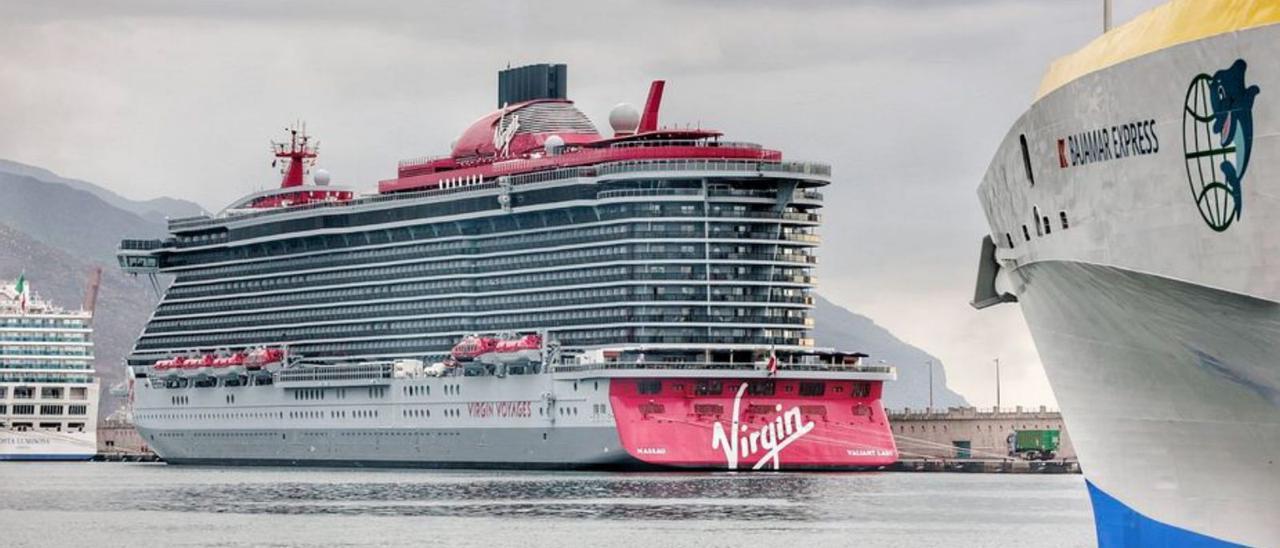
{"left": 1037, "top": 0, "right": 1280, "bottom": 99}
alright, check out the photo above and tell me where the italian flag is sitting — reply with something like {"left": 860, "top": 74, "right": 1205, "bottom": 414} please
{"left": 14, "top": 273, "right": 28, "bottom": 313}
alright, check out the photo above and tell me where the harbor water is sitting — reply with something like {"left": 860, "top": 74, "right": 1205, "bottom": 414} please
{"left": 0, "top": 463, "right": 1095, "bottom": 547}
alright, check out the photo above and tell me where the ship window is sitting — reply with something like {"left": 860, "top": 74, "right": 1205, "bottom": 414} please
{"left": 799, "top": 382, "right": 825, "bottom": 397}
{"left": 851, "top": 382, "right": 871, "bottom": 398}
{"left": 694, "top": 380, "right": 723, "bottom": 396}
{"left": 1033, "top": 207, "right": 1043, "bottom": 237}
{"left": 637, "top": 380, "right": 662, "bottom": 395}
{"left": 1022, "top": 225, "right": 1030, "bottom": 241}
{"left": 1060, "top": 212, "right": 1069, "bottom": 230}
{"left": 1006, "top": 233, "right": 1015, "bottom": 248}
{"left": 1019, "top": 134, "right": 1035, "bottom": 186}
{"left": 1043, "top": 216, "right": 1051, "bottom": 235}
{"left": 747, "top": 381, "right": 775, "bottom": 396}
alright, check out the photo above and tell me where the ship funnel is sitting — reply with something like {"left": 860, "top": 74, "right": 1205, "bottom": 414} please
{"left": 638, "top": 80, "right": 665, "bottom": 133}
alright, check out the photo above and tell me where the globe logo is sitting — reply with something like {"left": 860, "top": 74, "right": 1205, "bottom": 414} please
{"left": 1182, "top": 59, "right": 1260, "bottom": 232}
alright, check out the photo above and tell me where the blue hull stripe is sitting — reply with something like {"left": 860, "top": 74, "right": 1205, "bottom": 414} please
{"left": 1087, "top": 480, "right": 1241, "bottom": 547}
{"left": 0, "top": 454, "right": 94, "bottom": 461}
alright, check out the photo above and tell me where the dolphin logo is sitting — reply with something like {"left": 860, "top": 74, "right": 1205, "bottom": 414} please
{"left": 1207, "top": 59, "right": 1261, "bottom": 220}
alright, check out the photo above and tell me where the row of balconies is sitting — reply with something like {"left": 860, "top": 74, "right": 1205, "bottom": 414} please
{"left": 166, "top": 251, "right": 816, "bottom": 300}
{"left": 173, "top": 225, "right": 818, "bottom": 284}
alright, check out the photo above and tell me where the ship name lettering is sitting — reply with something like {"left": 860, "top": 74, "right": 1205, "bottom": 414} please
{"left": 467, "top": 400, "right": 533, "bottom": 418}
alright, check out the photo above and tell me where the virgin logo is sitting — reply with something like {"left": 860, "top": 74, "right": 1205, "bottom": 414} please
{"left": 711, "top": 382, "right": 816, "bottom": 470}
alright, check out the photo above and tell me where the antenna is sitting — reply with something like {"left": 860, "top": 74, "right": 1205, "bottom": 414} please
{"left": 270, "top": 121, "right": 318, "bottom": 188}
{"left": 1103, "top": 0, "right": 1113, "bottom": 33}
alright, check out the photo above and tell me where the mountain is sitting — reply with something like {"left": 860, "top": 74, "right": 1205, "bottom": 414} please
{"left": 0, "top": 171, "right": 168, "bottom": 264}
{"left": 812, "top": 295, "right": 968, "bottom": 410}
{"left": 0, "top": 159, "right": 207, "bottom": 225}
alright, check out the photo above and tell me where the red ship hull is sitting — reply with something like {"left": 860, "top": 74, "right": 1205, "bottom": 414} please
{"left": 609, "top": 377, "right": 897, "bottom": 470}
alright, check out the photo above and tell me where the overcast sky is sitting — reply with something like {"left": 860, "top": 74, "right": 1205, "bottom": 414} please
{"left": 1, "top": 0, "right": 1166, "bottom": 407}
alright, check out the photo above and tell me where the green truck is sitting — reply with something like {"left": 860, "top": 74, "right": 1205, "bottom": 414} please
{"left": 1007, "top": 429, "right": 1061, "bottom": 461}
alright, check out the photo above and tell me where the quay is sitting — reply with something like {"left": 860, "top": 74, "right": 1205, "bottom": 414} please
{"left": 888, "top": 406, "right": 1080, "bottom": 473}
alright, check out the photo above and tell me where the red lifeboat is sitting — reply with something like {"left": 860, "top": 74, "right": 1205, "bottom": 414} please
{"left": 245, "top": 348, "right": 286, "bottom": 370}
{"left": 152, "top": 356, "right": 185, "bottom": 375}
{"left": 479, "top": 334, "right": 542, "bottom": 365}
{"left": 212, "top": 352, "right": 248, "bottom": 375}
{"left": 451, "top": 335, "right": 497, "bottom": 361}
{"left": 177, "top": 354, "right": 214, "bottom": 376}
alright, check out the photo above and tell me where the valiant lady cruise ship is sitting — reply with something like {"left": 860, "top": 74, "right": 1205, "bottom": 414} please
{"left": 973, "top": 1, "right": 1279, "bottom": 545}
{"left": 116, "top": 64, "right": 898, "bottom": 471}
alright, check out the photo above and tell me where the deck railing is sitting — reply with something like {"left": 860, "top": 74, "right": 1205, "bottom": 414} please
{"left": 165, "top": 158, "right": 831, "bottom": 231}
{"left": 551, "top": 361, "right": 893, "bottom": 375}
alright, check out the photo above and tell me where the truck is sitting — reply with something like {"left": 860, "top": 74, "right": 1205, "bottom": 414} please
{"left": 1007, "top": 429, "right": 1060, "bottom": 461}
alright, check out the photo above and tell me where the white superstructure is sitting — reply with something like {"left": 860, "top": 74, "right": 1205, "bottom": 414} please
{"left": 0, "top": 276, "right": 98, "bottom": 460}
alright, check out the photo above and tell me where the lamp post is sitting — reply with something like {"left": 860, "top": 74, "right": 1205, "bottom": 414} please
{"left": 994, "top": 357, "right": 1002, "bottom": 411}
{"left": 926, "top": 360, "right": 934, "bottom": 411}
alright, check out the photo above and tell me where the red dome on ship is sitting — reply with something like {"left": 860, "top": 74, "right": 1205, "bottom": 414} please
{"left": 451, "top": 99, "right": 601, "bottom": 160}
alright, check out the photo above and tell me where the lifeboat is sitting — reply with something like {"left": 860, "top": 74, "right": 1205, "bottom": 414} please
{"left": 152, "top": 356, "right": 185, "bottom": 377}
{"left": 245, "top": 347, "right": 285, "bottom": 370}
{"left": 451, "top": 335, "right": 497, "bottom": 361}
{"left": 478, "top": 334, "right": 542, "bottom": 365}
{"left": 180, "top": 353, "right": 214, "bottom": 377}
{"left": 212, "top": 352, "right": 247, "bottom": 376}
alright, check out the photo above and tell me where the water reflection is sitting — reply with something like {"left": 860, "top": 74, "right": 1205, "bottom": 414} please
{"left": 136, "top": 473, "right": 836, "bottom": 520}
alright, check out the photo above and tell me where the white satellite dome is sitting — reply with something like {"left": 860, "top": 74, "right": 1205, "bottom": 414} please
{"left": 544, "top": 134, "right": 565, "bottom": 155}
{"left": 313, "top": 168, "right": 331, "bottom": 186}
{"left": 609, "top": 103, "right": 640, "bottom": 135}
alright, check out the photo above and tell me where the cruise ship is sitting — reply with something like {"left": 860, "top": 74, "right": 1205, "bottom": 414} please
{"left": 0, "top": 275, "right": 98, "bottom": 460}
{"left": 116, "top": 64, "right": 899, "bottom": 470}
{"left": 973, "top": 1, "right": 1278, "bottom": 545}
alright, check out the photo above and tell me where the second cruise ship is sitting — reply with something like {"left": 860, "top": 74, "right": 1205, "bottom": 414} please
{"left": 974, "top": 1, "right": 1278, "bottom": 545}
{"left": 117, "top": 64, "right": 898, "bottom": 470}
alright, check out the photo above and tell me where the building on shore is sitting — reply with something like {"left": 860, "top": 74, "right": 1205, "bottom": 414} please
{"left": 889, "top": 406, "right": 1076, "bottom": 461}
{"left": 97, "top": 417, "right": 152, "bottom": 457}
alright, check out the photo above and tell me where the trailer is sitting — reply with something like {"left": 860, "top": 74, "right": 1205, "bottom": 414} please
{"left": 1008, "top": 429, "right": 1060, "bottom": 461}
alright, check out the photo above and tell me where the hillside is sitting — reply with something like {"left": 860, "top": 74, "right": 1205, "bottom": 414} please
{"left": 0, "top": 171, "right": 168, "bottom": 264}
{"left": 812, "top": 295, "right": 968, "bottom": 409}
{"left": 0, "top": 159, "right": 206, "bottom": 226}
